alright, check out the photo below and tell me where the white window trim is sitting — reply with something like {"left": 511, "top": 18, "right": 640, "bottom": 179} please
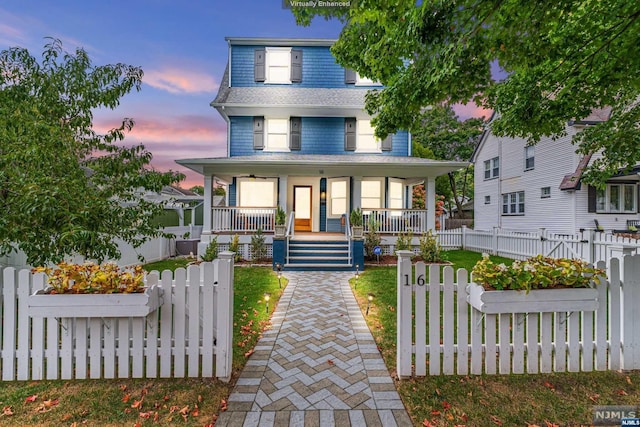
{"left": 361, "top": 177, "right": 384, "bottom": 214}
{"left": 354, "top": 72, "right": 382, "bottom": 86}
{"left": 327, "top": 178, "right": 349, "bottom": 219}
{"left": 484, "top": 195, "right": 491, "bottom": 204}
{"left": 524, "top": 146, "right": 535, "bottom": 171}
{"left": 237, "top": 178, "right": 278, "bottom": 209}
{"left": 484, "top": 157, "right": 499, "bottom": 180}
{"left": 541, "top": 186, "right": 551, "bottom": 199}
{"left": 596, "top": 183, "right": 637, "bottom": 213}
{"left": 355, "top": 119, "right": 382, "bottom": 153}
{"left": 265, "top": 47, "right": 291, "bottom": 85}
{"left": 263, "top": 117, "right": 291, "bottom": 152}
{"left": 502, "top": 191, "right": 525, "bottom": 216}
{"left": 388, "top": 178, "right": 404, "bottom": 216}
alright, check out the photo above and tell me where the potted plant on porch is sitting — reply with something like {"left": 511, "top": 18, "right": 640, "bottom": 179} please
{"left": 28, "top": 262, "right": 162, "bottom": 318}
{"left": 350, "top": 207, "right": 363, "bottom": 238}
{"left": 468, "top": 254, "right": 604, "bottom": 314}
{"left": 274, "top": 205, "right": 287, "bottom": 237}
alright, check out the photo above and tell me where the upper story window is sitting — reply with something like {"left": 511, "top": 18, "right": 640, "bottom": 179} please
{"left": 596, "top": 184, "right": 637, "bottom": 213}
{"left": 344, "top": 118, "right": 392, "bottom": 153}
{"left": 484, "top": 157, "right": 499, "bottom": 180}
{"left": 253, "top": 117, "right": 301, "bottom": 152}
{"left": 524, "top": 145, "right": 535, "bottom": 171}
{"left": 502, "top": 191, "right": 525, "bottom": 215}
{"left": 254, "top": 47, "right": 302, "bottom": 84}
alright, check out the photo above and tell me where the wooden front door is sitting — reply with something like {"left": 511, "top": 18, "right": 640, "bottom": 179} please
{"left": 294, "top": 186, "right": 312, "bottom": 231}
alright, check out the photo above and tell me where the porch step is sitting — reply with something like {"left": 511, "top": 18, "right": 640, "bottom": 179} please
{"left": 286, "top": 239, "right": 352, "bottom": 271}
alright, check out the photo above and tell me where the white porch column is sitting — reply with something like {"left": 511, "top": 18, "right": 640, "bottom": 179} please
{"left": 203, "top": 175, "right": 212, "bottom": 234}
{"left": 352, "top": 176, "right": 362, "bottom": 210}
{"left": 278, "top": 175, "right": 288, "bottom": 210}
{"left": 425, "top": 176, "right": 436, "bottom": 231}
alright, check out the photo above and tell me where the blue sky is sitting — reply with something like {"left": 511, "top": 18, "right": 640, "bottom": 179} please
{"left": 1, "top": 1, "right": 345, "bottom": 187}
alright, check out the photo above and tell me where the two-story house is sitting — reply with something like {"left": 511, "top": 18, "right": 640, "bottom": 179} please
{"left": 472, "top": 110, "right": 640, "bottom": 234}
{"left": 177, "top": 37, "right": 466, "bottom": 270}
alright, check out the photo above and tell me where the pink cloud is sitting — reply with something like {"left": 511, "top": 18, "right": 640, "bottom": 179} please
{"left": 452, "top": 101, "right": 493, "bottom": 121}
{"left": 144, "top": 68, "right": 218, "bottom": 94}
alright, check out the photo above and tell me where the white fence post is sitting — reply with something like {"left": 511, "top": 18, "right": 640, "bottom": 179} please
{"left": 461, "top": 225, "right": 467, "bottom": 250}
{"left": 396, "top": 250, "right": 413, "bottom": 379}
{"left": 216, "top": 251, "right": 235, "bottom": 382}
{"left": 492, "top": 226, "right": 499, "bottom": 255}
{"left": 585, "top": 229, "right": 595, "bottom": 265}
{"left": 538, "top": 228, "right": 547, "bottom": 255}
{"left": 621, "top": 255, "right": 640, "bottom": 370}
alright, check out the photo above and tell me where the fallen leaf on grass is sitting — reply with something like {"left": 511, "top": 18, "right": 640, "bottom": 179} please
{"left": 589, "top": 393, "right": 600, "bottom": 402}
{"left": 431, "top": 410, "right": 441, "bottom": 416}
{"left": 62, "top": 413, "right": 73, "bottom": 421}
{"left": 422, "top": 420, "right": 435, "bottom": 427}
{"left": 491, "top": 415, "right": 503, "bottom": 425}
{"left": 442, "top": 401, "right": 451, "bottom": 410}
{"left": 119, "top": 384, "right": 127, "bottom": 391}
{"left": 617, "top": 389, "right": 629, "bottom": 396}
{"left": 544, "top": 421, "right": 560, "bottom": 427}
{"left": 2, "top": 406, "right": 14, "bottom": 416}
{"left": 626, "top": 376, "right": 632, "bottom": 384}
{"left": 543, "top": 381, "right": 555, "bottom": 391}
{"left": 122, "top": 393, "right": 131, "bottom": 403}
{"left": 220, "top": 399, "right": 228, "bottom": 412}
{"left": 198, "top": 395, "right": 203, "bottom": 403}
{"left": 139, "top": 411, "right": 153, "bottom": 419}
{"left": 191, "top": 405, "right": 199, "bottom": 417}
{"left": 244, "top": 349, "right": 254, "bottom": 358}
{"left": 154, "top": 412, "right": 159, "bottom": 422}
{"left": 25, "top": 395, "right": 38, "bottom": 403}
{"left": 131, "top": 398, "right": 144, "bottom": 410}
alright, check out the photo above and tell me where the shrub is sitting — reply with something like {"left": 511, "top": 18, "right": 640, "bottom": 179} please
{"left": 275, "top": 206, "right": 286, "bottom": 225}
{"left": 229, "top": 233, "right": 242, "bottom": 262}
{"left": 350, "top": 207, "right": 363, "bottom": 226}
{"left": 364, "top": 216, "right": 382, "bottom": 260}
{"left": 472, "top": 254, "right": 606, "bottom": 292}
{"left": 201, "top": 237, "right": 218, "bottom": 262}
{"left": 419, "top": 230, "right": 445, "bottom": 263}
{"left": 251, "top": 228, "right": 267, "bottom": 262}
{"left": 32, "top": 262, "right": 145, "bottom": 294}
{"left": 395, "top": 230, "right": 413, "bottom": 253}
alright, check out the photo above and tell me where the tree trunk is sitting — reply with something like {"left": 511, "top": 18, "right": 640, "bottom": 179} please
{"left": 449, "top": 172, "right": 465, "bottom": 219}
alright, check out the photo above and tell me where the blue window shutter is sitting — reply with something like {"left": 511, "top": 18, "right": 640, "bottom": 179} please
{"left": 290, "top": 117, "right": 301, "bottom": 150}
{"left": 253, "top": 117, "right": 264, "bottom": 150}
{"left": 344, "top": 118, "right": 356, "bottom": 151}
{"left": 381, "top": 134, "right": 393, "bottom": 151}
{"left": 290, "top": 49, "right": 302, "bottom": 83}
{"left": 345, "top": 68, "right": 356, "bottom": 84}
{"left": 254, "top": 49, "right": 265, "bottom": 82}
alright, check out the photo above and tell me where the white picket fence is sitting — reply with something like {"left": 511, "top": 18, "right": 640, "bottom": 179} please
{"left": 438, "top": 226, "right": 640, "bottom": 264}
{"left": 0, "top": 252, "right": 235, "bottom": 382}
{"left": 396, "top": 251, "right": 640, "bottom": 377}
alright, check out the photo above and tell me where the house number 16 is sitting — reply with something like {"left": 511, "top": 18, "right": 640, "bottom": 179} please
{"left": 404, "top": 274, "right": 425, "bottom": 286}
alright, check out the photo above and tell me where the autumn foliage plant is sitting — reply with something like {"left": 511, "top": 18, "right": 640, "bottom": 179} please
{"left": 472, "top": 254, "right": 605, "bottom": 293}
{"left": 33, "top": 262, "right": 145, "bottom": 294}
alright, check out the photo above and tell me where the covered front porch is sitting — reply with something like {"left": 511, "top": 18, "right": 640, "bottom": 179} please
{"left": 176, "top": 155, "right": 467, "bottom": 269}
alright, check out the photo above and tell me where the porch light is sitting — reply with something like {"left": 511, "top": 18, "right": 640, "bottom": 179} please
{"left": 264, "top": 292, "right": 271, "bottom": 313}
{"left": 366, "top": 293, "right": 375, "bottom": 315}
{"left": 276, "top": 263, "right": 283, "bottom": 288}
{"left": 320, "top": 191, "right": 326, "bottom": 200}
{"left": 354, "top": 265, "right": 360, "bottom": 288}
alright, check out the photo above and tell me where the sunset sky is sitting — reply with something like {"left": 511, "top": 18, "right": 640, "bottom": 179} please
{"left": 1, "top": 1, "right": 487, "bottom": 188}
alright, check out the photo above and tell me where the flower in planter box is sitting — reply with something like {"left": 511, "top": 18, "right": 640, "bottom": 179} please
{"left": 32, "top": 262, "right": 145, "bottom": 294}
{"left": 471, "top": 254, "right": 605, "bottom": 293}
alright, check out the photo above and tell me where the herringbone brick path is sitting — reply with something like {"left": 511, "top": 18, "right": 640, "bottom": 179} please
{"left": 216, "top": 271, "right": 412, "bottom": 426}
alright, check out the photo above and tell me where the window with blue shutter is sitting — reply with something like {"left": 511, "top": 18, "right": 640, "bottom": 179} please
{"left": 344, "top": 68, "right": 356, "bottom": 84}
{"left": 344, "top": 118, "right": 356, "bottom": 151}
{"left": 290, "top": 49, "right": 302, "bottom": 83}
{"left": 381, "top": 134, "right": 393, "bottom": 151}
{"left": 253, "top": 117, "right": 264, "bottom": 149}
{"left": 254, "top": 49, "right": 265, "bottom": 82}
{"left": 290, "top": 117, "right": 301, "bottom": 150}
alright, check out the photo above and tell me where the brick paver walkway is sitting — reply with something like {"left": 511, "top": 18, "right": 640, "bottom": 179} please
{"left": 217, "top": 271, "right": 413, "bottom": 426}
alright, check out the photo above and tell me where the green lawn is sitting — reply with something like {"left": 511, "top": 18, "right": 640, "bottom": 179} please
{"left": 351, "top": 250, "right": 640, "bottom": 426}
{"left": 0, "top": 260, "right": 285, "bottom": 427}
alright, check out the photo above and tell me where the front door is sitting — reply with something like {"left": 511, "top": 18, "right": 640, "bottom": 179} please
{"left": 294, "top": 186, "right": 312, "bottom": 231}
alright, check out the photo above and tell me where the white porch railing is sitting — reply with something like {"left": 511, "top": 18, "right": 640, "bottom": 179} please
{"left": 363, "top": 209, "right": 428, "bottom": 234}
{"left": 211, "top": 207, "right": 276, "bottom": 233}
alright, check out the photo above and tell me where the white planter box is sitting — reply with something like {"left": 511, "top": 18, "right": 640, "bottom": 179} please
{"left": 467, "top": 282, "right": 599, "bottom": 314}
{"left": 28, "top": 285, "right": 163, "bottom": 318}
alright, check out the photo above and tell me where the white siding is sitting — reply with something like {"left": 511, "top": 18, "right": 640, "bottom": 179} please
{"left": 474, "top": 125, "right": 590, "bottom": 233}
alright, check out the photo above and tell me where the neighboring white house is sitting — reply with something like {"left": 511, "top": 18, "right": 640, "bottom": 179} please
{"left": 471, "top": 110, "right": 640, "bottom": 233}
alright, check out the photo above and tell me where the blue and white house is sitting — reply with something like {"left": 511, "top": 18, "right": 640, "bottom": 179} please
{"left": 177, "top": 37, "right": 466, "bottom": 270}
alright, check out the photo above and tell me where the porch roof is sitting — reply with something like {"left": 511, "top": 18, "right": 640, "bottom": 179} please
{"left": 176, "top": 154, "right": 468, "bottom": 182}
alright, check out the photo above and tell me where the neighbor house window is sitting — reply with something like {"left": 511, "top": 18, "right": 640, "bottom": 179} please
{"left": 484, "top": 157, "right": 499, "bottom": 180}
{"left": 596, "top": 184, "right": 637, "bottom": 213}
{"left": 502, "top": 191, "right": 525, "bottom": 215}
{"left": 329, "top": 179, "right": 348, "bottom": 217}
{"left": 239, "top": 179, "right": 276, "bottom": 207}
{"left": 484, "top": 195, "right": 491, "bottom": 204}
{"left": 541, "top": 187, "right": 551, "bottom": 198}
{"left": 361, "top": 179, "right": 383, "bottom": 212}
{"left": 265, "top": 118, "right": 289, "bottom": 151}
{"left": 525, "top": 146, "right": 535, "bottom": 170}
